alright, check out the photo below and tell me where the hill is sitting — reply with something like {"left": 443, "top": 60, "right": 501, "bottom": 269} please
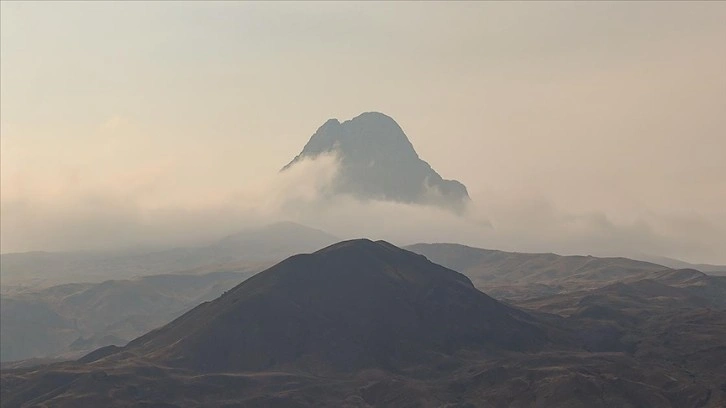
{"left": 123, "top": 239, "right": 547, "bottom": 373}
{"left": 0, "top": 270, "right": 257, "bottom": 362}
{"left": 406, "top": 243, "right": 673, "bottom": 299}
{"left": 2, "top": 240, "right": 725, "bottom": 407}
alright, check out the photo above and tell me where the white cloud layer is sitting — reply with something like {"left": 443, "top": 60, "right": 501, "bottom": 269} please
{"left": 2, "top": 154, "right": 724, "bottom": 264}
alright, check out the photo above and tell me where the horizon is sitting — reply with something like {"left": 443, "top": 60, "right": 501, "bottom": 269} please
{"left": 2, "top": 220, "right": 724, "bottom": 271}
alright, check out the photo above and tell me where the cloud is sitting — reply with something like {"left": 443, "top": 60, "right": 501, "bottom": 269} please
{"left": 4, "top": 153, "right": 724, "bottom": 265}
{"left": 0, "top": 153, "right": 339, "bottom": 253}
{"left": 2, "top": 2, "right": 725, "bottom": 265}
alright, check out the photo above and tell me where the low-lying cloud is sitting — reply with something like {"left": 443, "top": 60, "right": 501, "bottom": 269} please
{"left": 2, "top": 153, "right": 724, "bottom": 264}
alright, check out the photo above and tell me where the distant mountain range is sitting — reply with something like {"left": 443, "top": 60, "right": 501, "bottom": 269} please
{"left": 0, "top": 222, "right": 339, "bottom": 290}
{"left": 3, "top": 239, "right": 724, "bottom": 407}
{"left": 406, "top": 243, "right": 672, "bottom": 299}
{"left": 283, "top": 112, "right": 470, "bottom": 212}
{"left": 407, "top": 242, "right": 726, "bottom": 307}
{"left": 0, "top": 222, "right": 340, "bottom": 362}
{"left": 629, "top": 254, "right": 726, "bottom": 275}
{"left": 4, "top": 224, "right": 726, "bottom": 364}
{"left": 0, "top": 270, "right": 255, "bottom": 362}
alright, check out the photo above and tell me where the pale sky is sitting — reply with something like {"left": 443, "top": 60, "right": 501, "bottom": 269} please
{"left": 1, "top": 2, "right": 725, "bottom": 263}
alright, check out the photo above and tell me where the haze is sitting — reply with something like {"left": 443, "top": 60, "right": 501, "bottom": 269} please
{"left": 1, "top": 1, "right": 725, "bottom": 263}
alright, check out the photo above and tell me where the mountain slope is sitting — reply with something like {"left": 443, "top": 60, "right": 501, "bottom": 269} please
{"left": 123, "top": 239, "right": 546, "bottom": 373}
{"left": 0, "top": 270, "right": 257, "bottom": 362}
{"left": 8, "top": 239, "right": 722, "bottom": 364}
{"left": 3, "top": 241, "right": 725, "bottom": 407}
{"left": 406, "top": 243, "right": 673, "bottom": 299}
{"left": 283, "top": 112, "right": 469, "bottom": 212}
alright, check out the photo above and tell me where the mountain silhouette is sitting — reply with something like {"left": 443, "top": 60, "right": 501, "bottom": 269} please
{"left": 122, "top": 239, "right": 545, "bottom": 373}
{"left": 283, "top": 112, "right": 470, "bottom": 212}
{"left": 5, "top": 241, "right": 725, "bottom": 407}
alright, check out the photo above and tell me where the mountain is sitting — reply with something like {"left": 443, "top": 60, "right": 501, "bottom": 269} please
{"left": 629, "top": 254, "right": 726, "bottom": 275}
{"left": 517, "top": 277, "right": 726, "bottom": 371}
{"left": 283, "top": 112, "right": 470, "bottom": 212}
{"left": 8, "top": 239, "right": 724, "bottom": 367}
{"left": 4, "top": 240, "right": 725, "bottom": 407}
{"left": 9, "top": 238, "right": 724, "bottom": 364}
{"left": 0, "top": 270, "right": 257, "bottom": 362}
{"left": 406, "top": 243, "right": 675, "bottom": 300}
{"left": 123, "top": 239, "right": 546, "bottom": 373}
{"left": 0, "top": 222, "right": 338, "bottom": 290}
{"left": 0, "top": 222, "right": 339, "bottom": 362}
{"left": 202, "top": 221, "right": 339, "bottom": 263}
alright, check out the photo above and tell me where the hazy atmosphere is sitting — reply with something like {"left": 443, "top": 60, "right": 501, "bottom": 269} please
{"left": 2, "top": 1, "right": 725, "bottom": 263}
{"left": 3, "top": 4, "right": 726, "bottom": 406}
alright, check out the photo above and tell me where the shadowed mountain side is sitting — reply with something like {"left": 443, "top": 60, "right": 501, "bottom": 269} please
{"left": 0, "top": 270, "right": 259, "bottom": 362}
{"left": 515, "top": 278, "right": 726, "bottom": 376}
{"left": 3, "top": 351, "right": 724, "bottom": 408}
{"left": 283, "top": 112, "right": 470, "bottom": 212}
{"left": 119, "top": 239, "right": 547, "bottom": 373}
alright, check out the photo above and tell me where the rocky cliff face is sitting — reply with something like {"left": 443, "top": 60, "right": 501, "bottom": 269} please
{"left": 283, "top": 112, "right": 470, "bottom": 212}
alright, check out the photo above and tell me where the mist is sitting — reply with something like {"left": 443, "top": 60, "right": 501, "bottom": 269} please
{"left": 2, "top": 151, "right": 724, "bottom": 264}
{"left": 2, "top": 1, "right": 725, "bottom": 263}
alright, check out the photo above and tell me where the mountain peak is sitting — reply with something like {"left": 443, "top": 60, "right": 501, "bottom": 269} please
{"left": 283, "top": 112, "right": 470, "bottom": 212}
{"left": 314, "top": 238, "right": 394, "bottom": 254}
{"left": 121, "top": 240, "right": 544, "bottom": 373}
{"left": 348, "top": 111, "right": 400, "bottom": 127}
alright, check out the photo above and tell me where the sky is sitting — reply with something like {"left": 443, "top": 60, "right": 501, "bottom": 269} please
{"left": 1, "top": 1, "right": 725, "bottom": 263}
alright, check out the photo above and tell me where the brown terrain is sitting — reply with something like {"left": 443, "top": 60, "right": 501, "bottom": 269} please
{"left": 2, "top": 240, "right": 725, "bottom": 407}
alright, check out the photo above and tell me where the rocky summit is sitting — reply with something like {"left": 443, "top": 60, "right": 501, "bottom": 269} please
{"left": 283, "top": 112, "right": 470, "bottom": 212}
